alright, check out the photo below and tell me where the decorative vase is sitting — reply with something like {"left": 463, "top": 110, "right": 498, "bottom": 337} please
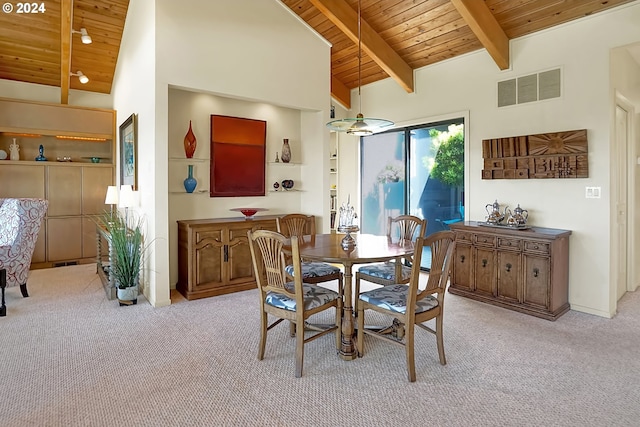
{"left": 184, "top": 120, "right": 197, "bottom": 159}
{"left": 35, "top": 144, "right": 47, "bottom": 161}
{"left": 9, "top": 138, "right": 19, "bottom": 161}
{"left": 184, "top": 164, "right": 197, "bottom": 193}
{"left": 280, "top": 138, "right": 291, "bottom": 163}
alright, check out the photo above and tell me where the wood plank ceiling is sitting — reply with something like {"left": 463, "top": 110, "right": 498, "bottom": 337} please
{"left": 282, "top": 0, "right": 638, "bottom": 108}
{"left": 0, "top": 0, "right": 129, "bottom": 104}
{"left": 0, "top": 0, "right": 635, "bottom": 107}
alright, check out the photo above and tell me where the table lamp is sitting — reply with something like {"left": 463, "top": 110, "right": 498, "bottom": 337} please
{"left": 104, "top": 186, "right": 118, "bottom": 218}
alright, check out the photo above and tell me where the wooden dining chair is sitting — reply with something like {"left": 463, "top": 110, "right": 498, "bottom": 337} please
{"left": 247, "top": 229, "right": 342, "bottom": 378}
{"left": 354, "top": 215, "right": 426, "bottom": 297}
{"left": 356, "top": 230, "right": 455, "bottom": 382}
{"left": 277, "top": 214, "right": 344, "bottom": 297}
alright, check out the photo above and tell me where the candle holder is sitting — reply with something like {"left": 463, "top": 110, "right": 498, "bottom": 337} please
{"left": 337, "top": 225, "right": 359, "bottom": 250}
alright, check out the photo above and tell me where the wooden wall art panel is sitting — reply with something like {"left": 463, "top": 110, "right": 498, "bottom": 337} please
{"left": 210, "top": 115, "right": 266, "bottom": 197}
{"left": 481, "top": 129, "right": 588, "bottom": 180}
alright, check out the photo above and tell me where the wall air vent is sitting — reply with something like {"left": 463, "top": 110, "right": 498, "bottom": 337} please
{"left": 498, "top": 68, "right": 561, "bottom": 107}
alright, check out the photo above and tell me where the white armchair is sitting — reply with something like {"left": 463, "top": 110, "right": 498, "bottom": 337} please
{"left": 0, "top": 198, "right": 48, "bottom": 316}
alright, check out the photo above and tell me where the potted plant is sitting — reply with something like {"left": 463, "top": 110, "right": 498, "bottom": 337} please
{"left": 101, "top": 210, "right": 145, "bottom": 306}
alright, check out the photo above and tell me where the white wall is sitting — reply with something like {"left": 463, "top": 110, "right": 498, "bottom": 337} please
{"left": 350, "top": 3, "right": 640, "bottom": 317}
{"left": 112, "top": 0, "right": 170, "bottom": 306}
{"left": 113, "top": 0, "right": 331, "bottom": 301}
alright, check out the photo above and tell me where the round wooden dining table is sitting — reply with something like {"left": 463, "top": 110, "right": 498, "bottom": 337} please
{"left": 296, "top": 233, "right": 414, "bottom": 360}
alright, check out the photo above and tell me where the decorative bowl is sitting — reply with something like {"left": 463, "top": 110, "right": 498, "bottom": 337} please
{"left": 230, "top": 208, "right": 268, "bottom": 219}
{"left": 82, "top": 156, "right": 104, "bottom": 163}
{"left": 281, "top": 179, "right": 294, "bottom": 190}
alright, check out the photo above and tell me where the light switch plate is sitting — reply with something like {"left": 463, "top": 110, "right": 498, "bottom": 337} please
{"left": 585, "top": 186, "right": 601, "bottom": 199}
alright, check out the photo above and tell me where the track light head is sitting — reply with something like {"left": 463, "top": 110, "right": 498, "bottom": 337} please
{"left": 71, "top": 71, "right": 89, "bottom": 84}
{"left": 72, "top": 27, "right": 92, "bottom": 44}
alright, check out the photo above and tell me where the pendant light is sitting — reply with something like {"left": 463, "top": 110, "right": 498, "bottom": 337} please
{"left": 326, "top": 0, "right": 393, "bottom": 136}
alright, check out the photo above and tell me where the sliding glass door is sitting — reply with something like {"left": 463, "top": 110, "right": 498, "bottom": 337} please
{"left": 408, "top": 120, "right": 464, "bottom": 236}
{"left": 360, "top": 131, "right": 406, "bottom": 236}
{"left": 361, "top": 118, "right": 465, "bottom": 267}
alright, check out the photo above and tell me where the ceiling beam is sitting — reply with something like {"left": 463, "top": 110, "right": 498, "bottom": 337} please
{"left": 310, "top": 0, "right": 414, "bottom": 102}
{"left": 60, "top": 0, "right": 72, "bottom": 104}
{"left": 331, "top": 74, "right": 351, "bottom": 110}
{"left": 450, "top": 0, "right": 510, "bottom": 70}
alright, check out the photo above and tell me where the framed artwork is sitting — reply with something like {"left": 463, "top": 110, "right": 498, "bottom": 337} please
{"left": 210, "top": 115, "right": 266, "bottom": 197}
{"left": 119, "top": 113, "right": 138, "bottom": 190}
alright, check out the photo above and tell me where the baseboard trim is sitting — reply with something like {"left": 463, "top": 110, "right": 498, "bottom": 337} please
{"left": 569, "top": 304, "right": 613, "bottom": 319}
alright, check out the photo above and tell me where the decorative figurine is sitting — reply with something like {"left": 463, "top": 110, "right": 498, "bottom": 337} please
{"left": 35, "top": 144, "right": 47, "bottom": 161}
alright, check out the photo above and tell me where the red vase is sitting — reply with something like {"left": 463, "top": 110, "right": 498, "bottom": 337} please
{"left": 184, "top": 120, "right": 197, "bottom": 158}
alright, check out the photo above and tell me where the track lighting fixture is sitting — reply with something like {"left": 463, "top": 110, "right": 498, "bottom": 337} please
{"left": 72, "top": 27, "right": 92, "bottom": 44}
{"left": 71, "top": 71, "right": 89, "bottom": 84}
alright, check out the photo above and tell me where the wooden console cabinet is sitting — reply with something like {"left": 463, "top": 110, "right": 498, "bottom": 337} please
{"left": 448, "top": 221, "right": 571, "bottom": 320}
{"left": 177, "top": 216, "right": 278, "bottom": 300}
{"left": 0, "top": 98, "right": 115, "bottom": 268}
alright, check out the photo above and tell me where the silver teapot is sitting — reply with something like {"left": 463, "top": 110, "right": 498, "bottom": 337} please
{"left": 505, "top": 204, "right": 529, "bottom": 226}
{"left": 485, "top": 199, "right": 506, "bottom": 224}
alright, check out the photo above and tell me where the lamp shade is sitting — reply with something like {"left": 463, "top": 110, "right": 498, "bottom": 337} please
{"left": 118, "top": 185, "right": 135, "bottom": 208}
{"left": 104, "top": 186, "right": 118, "bottom": 205}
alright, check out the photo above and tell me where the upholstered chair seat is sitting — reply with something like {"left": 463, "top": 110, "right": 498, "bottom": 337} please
{"left": 356, "top": 262, "right": 412, "bottom": 283}
{"left": 284, "top": 262, "right": 342, "bottom": 280}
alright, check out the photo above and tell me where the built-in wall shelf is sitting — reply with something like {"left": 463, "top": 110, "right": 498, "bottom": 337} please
{"left": 268, "top": 161, "right": 300, "bottom": 166}
{"left": 169, "top": 157, "right": 208, "bottom": 163}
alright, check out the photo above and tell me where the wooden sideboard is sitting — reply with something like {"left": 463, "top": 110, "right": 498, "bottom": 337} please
{"left": 176, "top": 216, "right": 278, "bottom": 300}
{"left": 448, "top": 221, "right": 571, "bottom": 320}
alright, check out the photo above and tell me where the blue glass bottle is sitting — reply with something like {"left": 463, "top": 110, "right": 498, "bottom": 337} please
{"left": 183, "top": 164, "right": 197, "bottom": 193}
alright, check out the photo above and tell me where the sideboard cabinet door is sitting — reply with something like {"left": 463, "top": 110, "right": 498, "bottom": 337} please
{"left": 474, "top": 248, "right": 496, "bottom": 297}
{"left": 451, "top": 243, "right": 473, "bottom": 292}
{"left": 522, "top": 255, "right": 550, "bottom": 310}
{"left": 497, "top": 250, "right": 521, "bottom": 303}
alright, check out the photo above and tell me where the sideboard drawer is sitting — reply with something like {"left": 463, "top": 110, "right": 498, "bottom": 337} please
{"left": 497, "top": 237, "right": 522, "bottom": 251}
{"left": 473, "top": 234, "right": 496, "bottom": 247}
{"left": 456, "top": 232, "right": 473, "bottom": 244}
{"left": 524, "top": 240, "right": 550, "bottom": 255}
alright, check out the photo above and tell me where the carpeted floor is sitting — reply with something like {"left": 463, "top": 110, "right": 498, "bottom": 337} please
{"left": 1, "top": 263, "right": 639, "bottom": 426}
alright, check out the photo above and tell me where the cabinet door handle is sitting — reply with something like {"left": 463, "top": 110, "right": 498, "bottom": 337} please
{"left": 224, "top": 244, "right": 229, "bottom": 262}
{"left": 506, "top": 263, "right": 511, "bottom": 272}
{"left": 482, "top": 259, "right": 487, "bottom": 268}
{"left": 460, "top": 255, "right": 465, "bottom": 263}
{"left": 533, "top": 267, "right": 539, "bottom": 277}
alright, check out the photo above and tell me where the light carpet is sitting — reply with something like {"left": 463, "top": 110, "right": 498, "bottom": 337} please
{"left": 1, "top": 264, "right": 639, "bottom": 426}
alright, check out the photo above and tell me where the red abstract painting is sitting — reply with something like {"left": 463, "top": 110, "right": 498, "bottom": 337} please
{"left": 210, "top": 115, "right": 266, "bottom": 197}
